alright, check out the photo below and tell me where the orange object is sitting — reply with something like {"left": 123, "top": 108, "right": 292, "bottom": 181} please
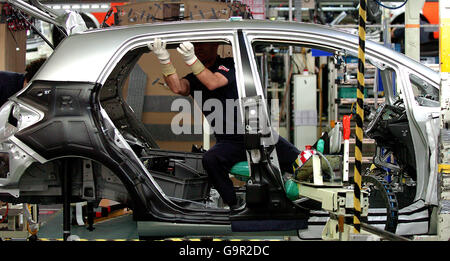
{"left": 92, "top": 2, "right": 127, "bottom": 26}
{"left": 343, "top": 115, "right": 352, "bottom": 140}
{"left": 423, "top": 2, "right": 439, "bottom": 39}
{"left": 338, "top": 215, "right": 345, "bottom": 233}
{"left": 405, "top": 24, "right": 420, "bottom": 28}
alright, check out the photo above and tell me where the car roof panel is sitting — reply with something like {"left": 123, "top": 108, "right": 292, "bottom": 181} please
{"left": 32, "top": 20, "right": 439, "bottom": 85}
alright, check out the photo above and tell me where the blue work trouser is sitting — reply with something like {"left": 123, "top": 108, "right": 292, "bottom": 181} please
{"left": 202, "top": 136, "right": 301, "bottom": 206}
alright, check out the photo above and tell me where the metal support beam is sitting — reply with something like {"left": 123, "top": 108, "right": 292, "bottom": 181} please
{"left": 382, "top": 7, "right": 391, "bottom": 46}
{"left": 203, "top": 116, "right": 210, "bottom": 150}
{"left": 328, "top": 58, "right": 338, "bottom": 125}
{"left": 288, "top": 0, "right": 292, "bottom": 22}
{"left": 353, "top": 0, "right": 367, "bottom": 234}
{"left": 61, "top": 159, "right": 71, "bottom": 241}
{"left": 294, "top": 0, "right": 301, "bottom": 21}
{"left": 405, "top": 0, "right": 425, "bottom": 61}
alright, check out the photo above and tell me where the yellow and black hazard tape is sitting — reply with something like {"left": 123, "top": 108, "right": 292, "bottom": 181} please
{"left": 438, "top": 164, "right": 450, "bottom": 174}
{"left": 353, "top": 0, "right": 367, "bottom": 234}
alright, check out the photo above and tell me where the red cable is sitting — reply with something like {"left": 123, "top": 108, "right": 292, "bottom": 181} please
{"left": 0, "top": 203, "right": 9, "bottom": 224}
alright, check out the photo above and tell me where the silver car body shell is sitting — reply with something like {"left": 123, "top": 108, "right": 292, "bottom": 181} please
{"left": 3, "top": 20, "right": 440, "bottom": 205}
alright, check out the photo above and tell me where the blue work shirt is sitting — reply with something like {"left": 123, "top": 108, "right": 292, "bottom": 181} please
{"left": 0, "top": 71, "right": 24, "bottom": 106}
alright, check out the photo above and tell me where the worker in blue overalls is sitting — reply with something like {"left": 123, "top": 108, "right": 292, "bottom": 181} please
{"left": 0, "top": 58, "right": 46, "bottom": 106}
{"left": 149, "top": 39, "right": 300, "bottom": 211}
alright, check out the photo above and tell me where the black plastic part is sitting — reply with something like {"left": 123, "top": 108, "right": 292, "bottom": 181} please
{"left": 150, "top": 170, "right": 209, "bottom": 201}
{"left": 16, "top": 82, "right": 101, "bottom": 160}
{"left": 142, "top": 151, "right": 208, "bottom": 201}
{"left": 231, "top": 219, "right": 308, "bottom": 232}
{"left": 244, "top": 134, "right": 261, "bottom": 150}
{"left": 28, "top": 234, "right": 38, "bottom": 241}
{"left": 237, "top": 29, "right": 257, "bottom": 97}
{"left": 246, "top": 183, "right": 269, "bottom": 207}
{"left": 365, "top": 102, "right": 417, "bottom": 179}
{"left": 362, "top": 171, "right": 399, "bottom": 233}
{"left": 86, "top": 202, "right": 95, "bottom": 231}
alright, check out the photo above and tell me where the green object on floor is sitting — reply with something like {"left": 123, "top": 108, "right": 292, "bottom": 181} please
{"left": 230, "top": 161, "right": 250, "bottom": 181}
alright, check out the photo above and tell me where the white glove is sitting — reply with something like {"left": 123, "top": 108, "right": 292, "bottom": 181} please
{"left": 148, "top": 38, "right": 170, "bottom": 64}
{"left": 177, "top": 41, "right": 197, "bottom": 66}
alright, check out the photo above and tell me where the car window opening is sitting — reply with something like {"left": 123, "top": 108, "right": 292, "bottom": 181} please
{"left": 100, "top": 39, "right": 237, "bottom": 211}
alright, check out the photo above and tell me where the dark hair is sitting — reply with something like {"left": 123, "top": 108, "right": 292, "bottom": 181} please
{"left": 25, "top": 58, "right": 47, "bottom": 82}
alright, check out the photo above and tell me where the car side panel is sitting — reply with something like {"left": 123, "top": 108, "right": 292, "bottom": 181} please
{"left": 14, "top": 81, "right": 154, "bottom": 219}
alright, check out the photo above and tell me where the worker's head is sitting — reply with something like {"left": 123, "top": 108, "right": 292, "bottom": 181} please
{"left": 194, "top": 42, "right": 219, "bottom": 67}
{"left": 23, "top": 58, "right": 47, "bottom": 87}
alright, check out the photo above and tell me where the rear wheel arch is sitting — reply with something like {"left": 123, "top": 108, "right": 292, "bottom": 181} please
{"left": 15, "top": 156, "right": 138, "bottom": 208}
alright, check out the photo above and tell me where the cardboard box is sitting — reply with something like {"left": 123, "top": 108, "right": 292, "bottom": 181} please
{"left": 115, "top": 1, "right": 166, "bottom": 25}
{"left": 115, "top": 0, "right": 247, "bottom": 25}
{"left": 184, "top": 1, "right": 230, "bottom": 20}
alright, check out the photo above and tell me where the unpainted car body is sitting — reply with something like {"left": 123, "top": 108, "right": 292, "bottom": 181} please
{"left": 0, "top": 19, "right": 440, "bottom": 237}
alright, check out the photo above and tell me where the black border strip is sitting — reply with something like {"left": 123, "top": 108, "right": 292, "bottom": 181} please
{"left": 237, "top": 29, "right": 257, "bottom": 98}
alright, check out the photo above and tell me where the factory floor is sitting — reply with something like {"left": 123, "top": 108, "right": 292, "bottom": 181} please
{"left": 36, "top": 204, "right": 139, "bottom": 241}
{"left": 4, "top": 162, "right": 369, "bottom": 242}
{"left": 35, "top": 164, "right": 367, "bottom": 241}
{"left": 35, "top": 204, "right": 289, "bottom": 241}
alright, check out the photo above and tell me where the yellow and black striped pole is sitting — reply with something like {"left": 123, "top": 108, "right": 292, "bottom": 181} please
{"left": 353, "top": 0, "right": 367, "bottom": 234}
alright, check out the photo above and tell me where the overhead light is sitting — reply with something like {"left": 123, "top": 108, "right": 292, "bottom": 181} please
{"left": 47, "top": 3, "right": 111, "bottom": 11}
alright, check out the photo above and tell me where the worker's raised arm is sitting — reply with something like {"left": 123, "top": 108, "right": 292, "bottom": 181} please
{"left": 148, "top": 38, "right": 190, "bottom": 96}
{"left": 164, "top": 73, "right": 190, "bottom": 96}
{"left": 177, "top": 42, "right": 228, "bottom": 91}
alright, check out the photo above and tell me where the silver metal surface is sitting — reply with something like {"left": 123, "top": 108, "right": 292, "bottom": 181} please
{"left": 0, "top": 102, "right": 18, "bottom": 143}
{"left": 31, "top": 20, "right": 439, "bottom": 86}
{"left": 0, "top": 139, "right": 38, "bottom": 192}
